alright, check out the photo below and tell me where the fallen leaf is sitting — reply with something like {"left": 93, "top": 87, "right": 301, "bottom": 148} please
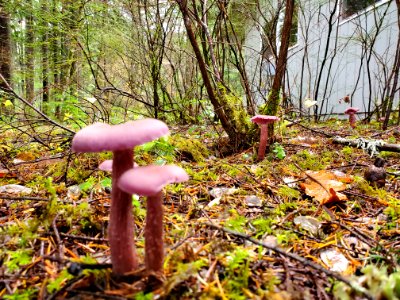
{"left": 300, "top": 170, "right": 353, "bottom": 203}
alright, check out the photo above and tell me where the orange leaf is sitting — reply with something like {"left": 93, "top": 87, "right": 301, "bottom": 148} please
{"left": 301, "top": 170, "right": 352, "bottom": 204}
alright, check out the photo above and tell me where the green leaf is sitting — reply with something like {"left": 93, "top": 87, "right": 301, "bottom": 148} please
{"left": 272, "top": 143, "right": 286, "bottom": 160}
{"left": 3, "top": 99, "right": 13, "bottom": 107}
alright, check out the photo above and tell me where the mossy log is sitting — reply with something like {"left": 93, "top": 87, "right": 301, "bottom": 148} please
{"left": 332, "top": 137, "right": 400, "bottom": 153}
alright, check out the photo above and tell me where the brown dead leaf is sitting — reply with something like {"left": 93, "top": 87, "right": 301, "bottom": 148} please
{"left": 300, "top": 170, "right": 353, "bottom": 204}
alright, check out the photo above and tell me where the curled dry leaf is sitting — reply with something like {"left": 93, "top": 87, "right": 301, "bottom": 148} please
{"left": 299, "top": 170, "right": 353, "bottom": 204}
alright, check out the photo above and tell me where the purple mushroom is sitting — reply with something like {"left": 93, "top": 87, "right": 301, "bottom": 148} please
{"left": 251, "top": 115, "right": 280, "bottom": 161}
{"left": 344, "top": 107, "right": 359, "bottom": 129}
{"left": 72, "top": 119, "right": 169, "bottom": 275}
{"left": 118, "top": 165, "right": 189, "bottom": 274}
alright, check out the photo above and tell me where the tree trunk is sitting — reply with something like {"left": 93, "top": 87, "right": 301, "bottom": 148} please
{"left": 0, "top": 0, "right": 11, "bottom": 92}
{"left": 262, "top": 0, "right": 295, "bottom": 142}
{"left": 382, "top": 0, "right": 400, "bottom": 130}
{"left": 41, "top": 0, "right": 49, "bottom": 112}
{"left": 26, "top": 1, "right": 35, "bottom": 103}
{"left": 176, "top": 0, "right": 253, "bottom": 151}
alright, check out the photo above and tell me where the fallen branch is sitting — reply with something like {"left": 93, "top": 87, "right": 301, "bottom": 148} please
{"left": 332, "top": 137, "right": 400, "bottom": 155}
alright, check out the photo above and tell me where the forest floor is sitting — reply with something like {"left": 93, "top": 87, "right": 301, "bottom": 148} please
{"left": 0, "top": 119, "right": 399, "bottom": 300}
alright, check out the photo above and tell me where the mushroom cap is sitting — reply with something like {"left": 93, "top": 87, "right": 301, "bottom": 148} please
{"left": 72, "top": 119, "right": 169, "bottom": 153}
{"left": 344, "top": 107, "right": 359, "bottom": 115}
{"left": 98, "top": 160, "right": 138, "bottom": 172}
{"left": 251, "top": 115, "right": 280, "bottom": 125}
{"left": 118, "top": 165, "right": 189, "bottom": 196}
{"left": 98, "top": 160, "right": 113, "bottom": 171}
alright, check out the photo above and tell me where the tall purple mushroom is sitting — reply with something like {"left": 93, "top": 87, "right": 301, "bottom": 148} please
{"left": 72, "top": 119, "right": 169, "bottom": 275}
{"left": 118, "top": 165, "right": 188, "bottom": 274}
{"left": 251, "top": 115, "right": 280, "bottom": 161}
{"left": 344, "top": 107, "right": 359, "bottom": 129}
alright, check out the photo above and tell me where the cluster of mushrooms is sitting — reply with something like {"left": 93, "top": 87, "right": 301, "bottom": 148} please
{"left": 71, "top": 108, "right": 359, "bottom": 275}
{"left": 72, "top": 119, "right": 188, "bottom": 276}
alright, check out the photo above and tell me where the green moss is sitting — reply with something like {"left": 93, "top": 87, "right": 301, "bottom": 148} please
{"left": 290, "top": 149, "right": 326, "bottom": 170}
{"left": 170, "top": 135, "right": 210, "bottom": 162}
{"left": 277, "top": 185, "right": 301, "bottom": 201}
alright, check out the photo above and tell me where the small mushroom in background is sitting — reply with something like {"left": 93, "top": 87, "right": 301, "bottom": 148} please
{"left": 98, "top": 160, "right": 113, "bottom": 172}
{"left": 251, "top": 115, "right": 280, "bottom": 161}
{"left": 118, "top": 165, "right": 189, "bottom": 274}
{"left": 98, "top": 160, "right": 138, "bottom": 172}
{"left": 344, "top": 107, "right": 359, "bottom": 129}
{"left": 364, "top": 157, "right": 386, "bottom": 188}
{"left": 72, "top": 119, "right": 169, "bottom": 275}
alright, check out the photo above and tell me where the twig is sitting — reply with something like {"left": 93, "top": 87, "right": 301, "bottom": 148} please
{"left": 12, "top": 154, "right": 65, "bottom": 166}
{"left": 202, "top": 222, "right": 374, "bottom": 300}
{"left": 292, "top": 162, "right": 330, "bottom": 194}
{"left": 0, "top": 195, "right": 50, "bottom": 201}
{"left": 0, "top": 73, "right": 75, "bottom": 134}
{"left": 287, "top": 120, "right": 334, "bottom": 137}
{"left": 52, "top": 214, "right": 64, "bottom": 259}
{"left": 45, "top": 232, "right": 108, "bottom": 243}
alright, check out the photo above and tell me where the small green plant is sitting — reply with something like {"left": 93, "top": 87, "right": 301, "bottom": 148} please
{"left": 277, "top": 185, "right": 301, "bottom": 200}
{"left": 291, "top": 149, "right": 325, "bottom": 170}
{"left": 47, "top": 269, "right": 74, "bottom": 294}
{"left": 272, "top": 143, "right": 286, "bottom": 160}
{"left": 333, "top": 265, "right": 400, "bottom": 300}
{"left": 4, "top": 249, "right": 33, "bottom": 272}
{"left": 275, "top": 202, "right": 299, "bottom": 216}
{"left": 140, "top": 136, "right": 176, "bottom": 161}
{"left": 251, "top": 218, "right": 275, "bottom": 237}
{"left": 3, "top": 288, "right": 37, "bottom": 300}
{"left": 135, "top": 291, "right": 154, "bottom": 300}
{"left": 222, "top": 247, "right": 251, "bottom": 300}
{"left": 225, "top": 210, "right": 247, "bottom": 233}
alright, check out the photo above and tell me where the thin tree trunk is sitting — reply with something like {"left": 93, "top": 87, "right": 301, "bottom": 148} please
{"left": 176, "top": 0, "right": 252, "bottom": 150}
{"left": 0, "top": 0, "right": 11, "bottom": 93}
{"left": 382, "top": 0, "right": 400, "bottom": 130}
{"left": 262, "top": 0, "right": 295, "bottom": 142}
{"left": 41, "top": 0, "right": 49, "bottom": 112}
{"left": 26, "top": 1, "right": 35, "bottom": 103}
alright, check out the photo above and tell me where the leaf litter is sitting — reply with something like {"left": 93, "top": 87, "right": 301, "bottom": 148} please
{"left": 0, "top": 121, "right": 399, "bottom": 299}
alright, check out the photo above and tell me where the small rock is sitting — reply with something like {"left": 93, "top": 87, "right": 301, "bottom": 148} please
{"left": 209, "top": 187, "right": 237, "bottom": 198}
{"left": 294, "top": 216, "right": 321, "bottom": 236}
{"left": 262, "top": 235, "right": 278, "bottom": 248}
{"left": 245, "top": 195, "right": 262, "bottom": 207}
{"left": 0, "top": 184, "right": 32, "bottom": 194}
{"left": 67, "top": 185, "right": 81, "bottom": 200}
{"left": 320, "top": 248, "right": 349, "bottom": 273}
{"left": 13, "top": 159, "right": 25, "bottom": 164}
{"left": 207, "top": 197, "right": 221, "bottom": 207}
{"left": 283, "top": 177, "right": 297, "bottom": 187}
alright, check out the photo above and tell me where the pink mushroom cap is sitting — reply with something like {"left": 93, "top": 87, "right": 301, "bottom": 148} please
{"left": 98, "top": 160, "right": 138, "bottom": 172}
{"left": 98, "top": 160, "right": 113, "bottom": 171}
{"left": 72, "top": 119, "right": 169, "bottom": 153}
{"left": 344, "top": 107, "right": 359, "bottom": 115}
{"left": 118, "top": 165, "right": 189, "bottom": 196}
{"left": 251, "top": 115, "right": 280, "bottom": 124}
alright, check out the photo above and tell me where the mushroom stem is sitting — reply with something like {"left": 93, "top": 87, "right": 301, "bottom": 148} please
{"left": 145, "top": 191, "right": 164, "bottom": 273}
{"left": 349, "top": 114, "right": 356, "bottom": 129}
{"left": 257, "top": 124, "right": 269, "bottom": 161}
{"left": 109, "top": 149, "right": 138, "bottom": 274}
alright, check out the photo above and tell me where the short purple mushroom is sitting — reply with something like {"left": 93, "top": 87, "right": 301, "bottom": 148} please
{"left": 72, "top": 119, "right": 169, "bottom": 275}
{"left": 344, "top": 107, "right": 359, "bottom": 129}
{"left": 251, "top": 115, "right": 280, "bottom": 161}
{"left": 118, "top": 165, "right": 189, "bottom": 274}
